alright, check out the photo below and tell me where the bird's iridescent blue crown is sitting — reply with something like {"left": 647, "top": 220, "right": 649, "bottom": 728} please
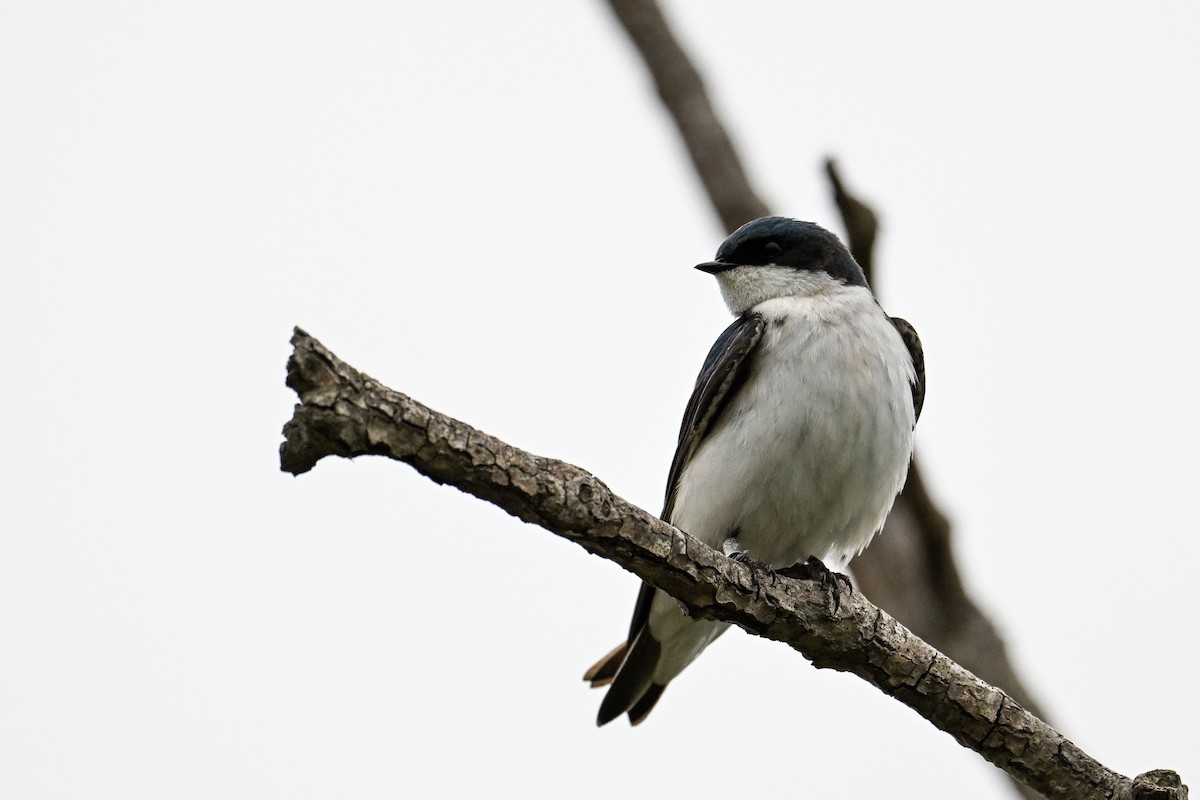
{"left": 705, "top": 216, "right": 867, "bottom": 288}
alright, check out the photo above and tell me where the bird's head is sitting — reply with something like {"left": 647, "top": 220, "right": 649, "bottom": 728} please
{"left": 696, "top": 217, "right": 867, "bottom": 314}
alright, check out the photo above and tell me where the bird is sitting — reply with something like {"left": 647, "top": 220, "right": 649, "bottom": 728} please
{"left": 583, "top": 216, "right": 924, "bottom": 726}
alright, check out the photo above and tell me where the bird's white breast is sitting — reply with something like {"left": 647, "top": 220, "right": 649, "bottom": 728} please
{"left": 668, "top": 285, "right": 916, "bottom": 570}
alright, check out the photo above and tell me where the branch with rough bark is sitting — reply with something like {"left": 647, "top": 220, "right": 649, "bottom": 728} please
{"left": 279, "top": 327, "right": 1183, "bottom": 800}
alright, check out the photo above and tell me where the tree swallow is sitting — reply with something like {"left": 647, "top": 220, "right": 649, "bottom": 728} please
{"left": 584, "top": 216, "right": 925, "bottom": 726}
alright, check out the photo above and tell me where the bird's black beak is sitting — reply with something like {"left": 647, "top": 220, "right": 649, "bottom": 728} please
{"left": 695, "top": 260, "right": 736, "bottom": 274}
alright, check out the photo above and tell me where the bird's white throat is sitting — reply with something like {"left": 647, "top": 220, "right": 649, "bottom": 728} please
{"left": 715, "top": 266, "right": 842, "bottom": 314}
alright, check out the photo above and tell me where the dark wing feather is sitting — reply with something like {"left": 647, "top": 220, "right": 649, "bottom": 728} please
{"left": 889, "top": 316, "right": 925, "bottom": 424}
{"left": 585, "top": 312, "right": 765, "bottom": 726}
{"left": 626, "top": 312, "right": 765, "bottom": 639}
{"left": 662, "top": 312, "right": 766, "bottom": 520}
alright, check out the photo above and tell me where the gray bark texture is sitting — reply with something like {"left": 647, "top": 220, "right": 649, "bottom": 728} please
{"left": 279, "top": 328, "right": 1185, "bottom": 800}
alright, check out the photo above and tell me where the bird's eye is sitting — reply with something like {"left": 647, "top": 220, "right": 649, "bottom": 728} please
{"left": 763, "top": 242, "right": 782, "bottom": 258}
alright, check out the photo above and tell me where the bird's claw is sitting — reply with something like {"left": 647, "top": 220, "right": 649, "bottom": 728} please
{"left": 730, "top": 549, "right": 771, "bottom": 573}
{"left": 722, "top": 539, "right": 775, "bottom": 607}
{"left": 777, "top": 556, "right": 852, "bottom": 613}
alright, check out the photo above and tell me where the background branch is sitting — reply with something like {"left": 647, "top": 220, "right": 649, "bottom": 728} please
{"left": 826, "top": 160, "right": 1049, "bottom": 745}
{"left": 279, "top": 327, "right": 1185, "bottom": 800}
{"left": 604, "top": 2, "right": 1050, "bottom": 795}
{"left": 606, "top": 0, "right": 769, "bottom": 231}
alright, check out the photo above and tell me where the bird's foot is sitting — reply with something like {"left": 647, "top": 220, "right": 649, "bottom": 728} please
{"left": 777, "top": 556, "right": 853, "bottom": 613}
{"left": 723, "top": 538, "right": 771, "bottom": 574}
{"left": 730, "top": 550, "right": 772, "bottom": 572}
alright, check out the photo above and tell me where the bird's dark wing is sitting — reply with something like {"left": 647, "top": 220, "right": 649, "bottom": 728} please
{"left": 662, "top": 312, "right": 766, "bottom": 520}
{"left": 584, "top": 312, "right": 766, "bottom": 724}
{"left": 626, "top": 312, "right": 765, "bottom": 640}
{"left": 889, "top": 316, "right": 925, "bottom": 424}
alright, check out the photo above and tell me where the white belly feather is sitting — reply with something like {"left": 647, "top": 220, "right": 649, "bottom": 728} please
{"left": 647, "top": 287, "right": 916, "bottom": 681}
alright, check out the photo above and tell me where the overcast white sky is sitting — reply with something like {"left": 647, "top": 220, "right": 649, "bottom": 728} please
{"left": 3, "top": 2, "right": 1197, "bottom": 797}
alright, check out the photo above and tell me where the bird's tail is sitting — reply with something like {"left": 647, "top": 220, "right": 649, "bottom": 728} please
{"left": 583, "top": 642, "right": 627, "bottom": 688}
{"left": 583, "top": 629, "right": 667, "bottom": 726}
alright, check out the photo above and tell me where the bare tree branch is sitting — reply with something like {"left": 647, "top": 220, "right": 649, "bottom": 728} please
{"left": 279, "top": 327, "right": 1185, "bottom": 800}
{"left": 606, "top": 0, "right": 769, "bottom": 231}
